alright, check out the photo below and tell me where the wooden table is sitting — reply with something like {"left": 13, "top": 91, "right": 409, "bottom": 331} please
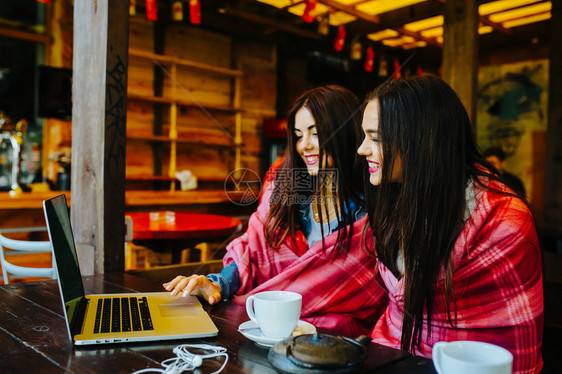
{"left": 0, "top": 273, "right": 436, "bottom": 373}
{"left": 127, "top": 212, "right": 242, "bottom": 264}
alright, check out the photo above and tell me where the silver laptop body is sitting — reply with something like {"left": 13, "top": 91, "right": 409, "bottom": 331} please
{"left": 43, "top": 194, "right": 218, "bottom": 345}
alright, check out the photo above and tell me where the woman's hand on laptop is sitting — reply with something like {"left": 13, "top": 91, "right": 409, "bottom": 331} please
{"left": 163, "top": 275, "right": 222, "bottom": 305}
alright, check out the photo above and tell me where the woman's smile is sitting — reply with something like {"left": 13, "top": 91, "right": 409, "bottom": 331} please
{"left": 305, "top": 154, "right": 319, "bottom": 165}
{"left": 367, "top": 160, "right": 380, "bottom": 173}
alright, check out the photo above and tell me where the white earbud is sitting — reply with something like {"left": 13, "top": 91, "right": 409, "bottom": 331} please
{"left": 190, "top": 355, "right": 203, "bottom": 367}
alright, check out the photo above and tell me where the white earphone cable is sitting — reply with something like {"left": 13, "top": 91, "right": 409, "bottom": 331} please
{"left": 131, "top": 344, "right": 228, "bottom": 374}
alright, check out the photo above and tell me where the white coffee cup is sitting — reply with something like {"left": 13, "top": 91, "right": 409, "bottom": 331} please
{"left": 245, "top": 291, "right": 302, "bottom": 339}
{"left": 432, "top": 340, "right": 513, "bottom": 374}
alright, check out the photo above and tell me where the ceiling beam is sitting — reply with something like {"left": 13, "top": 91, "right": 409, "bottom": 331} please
{"left": 220, "top": 1, "right": 549, "bottom": 53}
{"left": 434, "top": 0, "right": 512, "bottom": 36}
{"left": 319, "top": 0, "right": 381, "bottom": 24}
{"left": 480, "top": 16, "right": 513, "bottom": 35}
{"left": 223, "top": 4, "right": 323, "bottom": 40}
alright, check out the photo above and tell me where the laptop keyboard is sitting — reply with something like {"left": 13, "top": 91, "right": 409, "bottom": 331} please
{"left": 93, "top": 297, "right": 154, "bottom": 334}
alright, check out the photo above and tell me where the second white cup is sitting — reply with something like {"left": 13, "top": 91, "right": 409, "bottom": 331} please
{"left": 432, "top": 340, "right": 513, "bottom": 374}
{"left": 245, "top": 291, "right": 302, "bottom": 339}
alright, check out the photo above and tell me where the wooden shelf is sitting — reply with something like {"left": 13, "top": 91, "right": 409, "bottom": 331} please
{"left": 0, "top": 190, "right": 251, "bottom": 210}
{"left": 126, "top": 46, "right": 243, "bottom": 194}
{"left": 126, "top": 175, "right": 177, "bottom": 181}
{"left": 127, "top": 92, "right": 242, "bottom": 113}
{"left": 127, "top": 134, "right": 235, "bottom": 148}
{"left": 127, "top": 134, "right": 170, "bottom": 142}
{"left": 129, "top": 49, "right": 243, "bottom": 77}
{"left": 175, "top": 139, "right": 234, "bottom": 147}
{"left": 126, "top": 175, "right": 231, "bottom": 183}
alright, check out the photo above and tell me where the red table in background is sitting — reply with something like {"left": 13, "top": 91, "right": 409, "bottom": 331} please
{"left": 126, "top": 212, "right": 242, "bottom": 264}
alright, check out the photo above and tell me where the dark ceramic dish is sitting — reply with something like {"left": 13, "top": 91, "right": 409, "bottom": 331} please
{"left": 268, "top": 333, "right": 370, "bottom": 374}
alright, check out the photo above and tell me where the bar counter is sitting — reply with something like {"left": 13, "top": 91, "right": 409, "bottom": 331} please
{"left": 0, "top": 190, "right": 252, "bottom": 230}
{"left": 0, "top": 190, "right": 251, "bottom": 209}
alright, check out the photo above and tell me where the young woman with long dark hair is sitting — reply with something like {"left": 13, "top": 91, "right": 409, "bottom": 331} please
{"left": 358, "top": 74, "right": 543, "bottom": 373}
{"left": 164, "top": 85, "right": 387, "bottom": 336}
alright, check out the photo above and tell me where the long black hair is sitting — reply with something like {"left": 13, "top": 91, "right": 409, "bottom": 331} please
{"left": 265, "top": 85, "right": 364, "bottom": 254}
{"left": 362, "top": 74, "right": 523, "bottom": 352}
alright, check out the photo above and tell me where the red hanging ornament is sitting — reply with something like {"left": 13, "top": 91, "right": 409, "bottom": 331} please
{"left": 302, "top": 0, "right": 317, "bottom": 23}
{"left": 364, "top": 46, "right": 375, "bottom": 73}
{"left": 190, "top": 0, "right": 201, "bottom": 25}
{"left": 36, "top": 0, "right": 50, "bottom": 3}
{"left": 145, "top": 0, "right": 157, "bottom": 21}
{"left": 393, "top": 58, "right": 401, "bottom": 79}
{"left": 416, "top": 65, "right": 423, "bottom": 75}
{"left": 334, "top": 25, "right": 346, "bottom": 52}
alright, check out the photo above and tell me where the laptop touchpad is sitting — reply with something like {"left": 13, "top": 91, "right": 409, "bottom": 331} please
{"left": 159, "top": 299, "right": 200, "bottom": 317}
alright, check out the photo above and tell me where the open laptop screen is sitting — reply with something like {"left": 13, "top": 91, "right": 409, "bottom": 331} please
{"left": 43, "top": 194, "right": 86, "bottom": 337}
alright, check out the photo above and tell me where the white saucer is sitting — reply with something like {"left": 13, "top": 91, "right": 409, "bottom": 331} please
{"left": 238, "top": 320, "right": 316, "bottom": 348}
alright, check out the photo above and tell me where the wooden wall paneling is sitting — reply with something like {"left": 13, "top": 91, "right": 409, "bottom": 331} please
{"left": 127, "top": 60, "right": 155, "bottom": 93}
{"left": 175, "top": 127, "right": 235, "bottom": 147}
{"left": 166, "top": 67, "right": 233, "bottom": 107}
{"left": 175, "top": 109, "right": 235, "bottom": 143}
{"left": 234, "top": 38, "right": 276, "bottom": 179}
{"left": 128, "top": 18, "right": 154, "bottom": 52}
{"left": 175, "top": 146, "right": 230, "bottom": 181}
{"left": 241, "top": 115, "right": 265, "bottom": 155}
{"left": 126, "top": 101, "right": 155, "bottom": 138}
{"left": 240, "top": 63, "right": 277, "bottom": 114}
{"left": 127, "top": 19, "right": 156, "bottom": 184}
{"left": 234, "top": 39, "right": 277, "bottom": 70}
{"left": 163, "top": 25, "right": 232, "bottom": 69}
{"left": 126, "top": 141, "right": 156, "bottom": 177}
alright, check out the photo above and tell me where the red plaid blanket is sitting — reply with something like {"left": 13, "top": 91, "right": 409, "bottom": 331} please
{"left": 224, "top": 185, "right": 388, "bottom": 337}
{"left": 371, "top": 180, "right": 543, "bottom": 374}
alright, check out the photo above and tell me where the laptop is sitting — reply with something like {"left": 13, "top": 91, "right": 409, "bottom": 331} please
{"left": 43, "top": 194, "right": 218, "bottom": 345}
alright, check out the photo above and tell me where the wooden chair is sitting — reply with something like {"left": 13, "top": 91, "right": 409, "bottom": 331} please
{"left": 0, "top": 232, "right": 56, "bottom": 284}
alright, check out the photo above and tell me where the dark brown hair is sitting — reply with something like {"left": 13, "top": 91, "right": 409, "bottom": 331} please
{"left": 362, "top": 74, "right": 525, "bottom": 352}
{"left": 264, "top": 85, "right": 364, "bottom": 254}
